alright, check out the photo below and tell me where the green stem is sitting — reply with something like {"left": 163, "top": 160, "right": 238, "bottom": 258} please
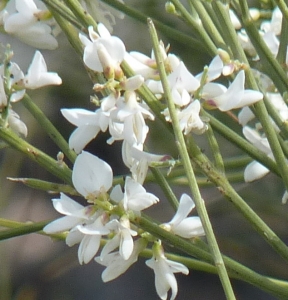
{"left": 63, "top": 0, "right": 98, "bottom": 29}
{"left": 137, "top": 216, "right": 288, "bottom": 299}
{"left": 0, "top": 127, "right": 73, "bottom": 185}
{"left": 148, "top": 19, "right": 236, "bottom": 300}
{"left": 150, "top": 167, "right": 179, "bottom": 211}
{"left": 185, "top": 135, "right": 288, "bottom": 262}
{"left": 170, "top": 0, "right": 218, "bottom": 56}
{"left": 0, "top": 220, "right": 50, "bottom": 240}
{"left": 203, "top": 110, "right": 280, "bottom": 176}
{"left": 209, "top": 2, "right": 288, "bottom": 194}
{"left": 42, "top": 0, "right": 85, "bottom": 31}
{"left": 101, "top": 0, "right": 207, "bottom": 53}
{"left": 206, "top": 124, "right": 225, "bottom": 173}
{"left": 276, "top": 1, "right": 288, "bottom": 65}
{"left": 0, "top": 218, "right": 66, "bottom": 240}
{"left": 238, "top": 1, "right": 288, "bottom": 94}
{"left": 188, "top": 0, "right": 225, "bottom": 49}
{"left": 7, "top": 177, "right": 79, "bottom": 195}
{"left": 22, "top": 94, "right": 77, "bottom": 164}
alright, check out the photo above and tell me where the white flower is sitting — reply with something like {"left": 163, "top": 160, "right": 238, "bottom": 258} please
{"left": 146, "top": 242, "right": 189, "bottom": 300}
{"left": 202, "top": 70, "right": 263, "bottom": 111}
{"left": 100, "top": 218, "right": 137, "bottom": 260}
{"left": 3, "top": 0, "right": 58, "bottom": 49}
{"left": 0, "top": 76, "right": 7, "bottom": 108}
{"left": 95, "top": 238, "right": 146, "bottom": 282}
{"left": 147, "top": 62, "right": 200, "bottom": 106}
{"left": 261, "top": 6, "right": 282, "bottom": 35}
{"left": 7, "top": 109, "right": 27, "bottom": 137}
{"left": 162, "top": 194, "right": 205, "bottom": 238}
{"left": 72, "top": 151, "right": 113, "bottom": 199}
{"left": 43, "top": 193, "right": 95, "bottom": 234}
{"left": 121, "top": 141, "right": 170, "bottom": 184}
{"left": 62, "top": 93, "right": 117, "bottom": 153}
{"left": 163, "top": 99, "right": 207, "bottom": 135}
{"left": 72, "top": 212, "right": 110, "bottom": 264}
{"left": 24, "top": 51, "right": 62, "bottom": 89}
{"left": 196, "top": 54, "right": 223, "bottom": 83}
{"left": 109, "top": 91, "right": 154, "bottom": 145}
{"left": 79, "top": 24, "right": 125, "bottom": 74}
{"left": 125, "top": 43, "right": 180, "bottom": 80}
{"left": 61, "top": 108, "right": 101, "bottom": 154}
{"left": 0, "top": 61, "right": 25, "bottom": 103}
{"left": 110, "top": 176, "right": 159, "bottom": 213}
{"left": 242, "top": 126, "right": 272, "bottom": 182}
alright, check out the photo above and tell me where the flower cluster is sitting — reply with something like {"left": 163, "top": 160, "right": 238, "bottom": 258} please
{"left": 0, "top": 49, "right": 61, "bottom": 136}
{"left": 43, "top": 151, "right": 203, "bottom": 300}
{"left": 0, "top": 0, "right": 60, "bottom": 49}
{"left": 1, "top": 1, "right": 285, "bottom": 299}
{"left": 231, "top": 7, "right": 288, "bottom": 202}
{"left": 48, "top": 20, "right": 266, "bottom": 298}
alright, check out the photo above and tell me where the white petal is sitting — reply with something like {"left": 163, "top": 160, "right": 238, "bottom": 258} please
{"left": 244, "top": 160, "right": 270, "bottom": 182}
{"left": 66, "top": 229, "right": 83, "bottom": 246}
{"left": 172, "top": 217, "right": 205, "bottom": 238}
{"left": 61, "top": 108, "right": 99, "bottom": 126}
{"left": 169, "top": 194, "right": 195, "bottom": 227}
{"left": 25, "top": 51, "right": 61, "bottom": 88}
{"left": 120, "top": 229, "right": 134, "bottom": 260}
{"left": 69, "top": 125, "right": 100, "bottom": 154}
{"left": 72, "top": 151, "right": 113, "bottom": 197}
{"left": 215, "top": 70, "right": 245, "bottom": 111}
{"left": 78, "top": 235, "right": 101, "bottom": 264}
{"left": 238, "top": 107, "right": 255, "bottom": 126}
{"left": 100, "top": 234, "right": 120, "bottom": 260}
{"left": 52, "top": 193, "right": 84, "bottom": 215}
{"left": 232, "top": 90, "right": 263, "bottom": 109}
{"left": 43, "top": 215, "right": 80, "bottom": 233}
{"left": 168, "top": 62, "right": 200, "bottom": 92}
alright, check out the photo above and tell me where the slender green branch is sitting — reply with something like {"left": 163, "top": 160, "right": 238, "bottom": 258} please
{"left": 188, "top": 0, "right": 226, "bottom": 49}
{"left": 170, "top": 0, "right": 217, "bottom": 56}
{"left": 150, "top": 167, "right": 179, "bottom": 211}
{"left": 0, "top": 127, "right": 73, "bottom": 185}
{"left": 205, "top": 124, "right": 225, "bottom": 173}
{"left": 276, "top": 2, "right": 288, "bottom": 65}
{"left": 101, "top": 0, "right": 207, "bottom": 53}
{"left": 203, "top": 110, "right": 280, "bottom": 176}
{"left": 7, "top": 177, "right": 79, "bottom": 195}
{"left": 137, "top": 216, "right": 288, "bottom": 299}
{"left": 0, "top": 218, "right": 66, "bottom": 240}
{"left": 63, "top": 0, "right": 98, "bottom": 29}
{"left": 148, "top": 19, "right": 236, "bottom": 300}
{"left": 238, "top": 1, "right": 288, "bottom": 94}
{"left": 185, "top": 135, "right": 288, "bottom": 262}
{"left": 0, "top": 220, "right": 50, "bottom": 240}
{"left": 212, "top": 2, "right": 288, "bottom": 194}
{"left": 22, "top": 94, "right": 77, "bottom": 164}
{"left": 42, "top": 0, "right": 85, "bottom": 31}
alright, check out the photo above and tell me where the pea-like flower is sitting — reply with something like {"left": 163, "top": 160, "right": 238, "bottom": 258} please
{"left": 146, "top": 241, "right": 189, "bottom": 300}
{"left": 162, "top": 193, "right": 205, "bottom": 238}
